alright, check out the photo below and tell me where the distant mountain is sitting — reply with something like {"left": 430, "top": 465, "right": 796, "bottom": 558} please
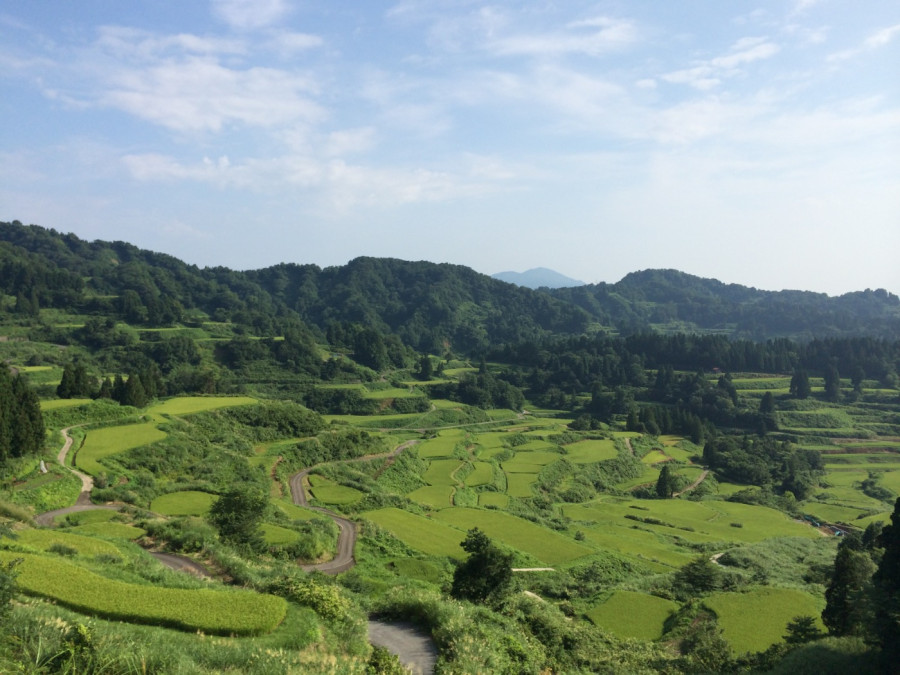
{"left": 492, "top": 267, "right": 585, "bottom": 289}
{"left": 2, "top": 221, "right": 898, "bottom": 348}
{"left": 550, "top": 269, "right": 900, "bottom": 340}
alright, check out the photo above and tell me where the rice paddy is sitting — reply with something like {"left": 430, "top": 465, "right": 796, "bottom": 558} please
{"left": 587, "top": 591, "right": 679, "bottom": 640}
{"left": 76, "top": 422, "right": 168, "bottom": 475}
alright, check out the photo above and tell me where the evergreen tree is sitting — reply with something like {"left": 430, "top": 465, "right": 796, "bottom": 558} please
{"left": 121, "top": 374, "right": 148, "bottom": 408}
{"left": 451, "top": 528, "right": 513, "bottom": 603}
{"left": 209, "top": 485, "right": 268, "bottom": 551}
{"left": 823, "top": 363, "right": 842, "bottom": 402}
{"left": 656, "top": 463, "right": 677, "bottom": 498}
{"left": 790, "top": 368, "right": 811, "bottom": 399}
{"left": 822, "top": 543, "right": 875, "bottom": 636}
{"left": 872, "top": 498, "right": 900, "bottom": 666}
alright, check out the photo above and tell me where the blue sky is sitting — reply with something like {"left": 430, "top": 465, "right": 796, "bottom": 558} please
{"left": 1, "top": 1, "right": 898, "bottom": 295}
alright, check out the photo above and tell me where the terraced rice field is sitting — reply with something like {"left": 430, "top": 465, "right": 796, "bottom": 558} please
{"left": 310, "top": 485, "right": 364, "bottom": 505}
{"left": 150, "top": 490, "right": 216, "bottom": 516}
{"left": 433, "top": 507, "right": 592, "bottom": 565}
{"left": 77, "top": 422, "right": 168, "bottom": 475}
{"left": 363, "top": 508, "right": 466, "bottom": 558}
{"left": 478, "top": 492, "right": 509, "bottom": 508}
{"left": 505, "top": 472, "right": 538, "bottom": 498}
{"left": 69, "top": 522, "right": 146, "bottom": 540}
{"left": 423, "top": 459, "right": 464, "bottom": 486}
{"left": 407, "top": 485, "right": 455, "bottom": 508}
{"left": 705, "top": 588, "right": 824, "bottom": 654}
{"left": 40, "top": 398, "right": 93, "bottom": 411}
{"left": 12, "top": 529, "right": 122, "bottom": 558}
{"left": 464, "top": 461, "right": 493, "bottom": 487}
{"left": 563, "top": 439, "right": 618, "bottom": 464}
{"left": 261, "top": 523, "right": 301, "bottom": 545}
{"left": 0, "top": 551, "right": 286, "bottom": 635}
{"left": 148, "top": 396, "right": 257, "bottom": 416}
{"left": 587, "top": 591, "right": 679, "bottom": 640}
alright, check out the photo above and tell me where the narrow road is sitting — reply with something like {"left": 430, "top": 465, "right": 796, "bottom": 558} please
{"left": 288, "top": 440, "right": 419, "bottom": 575}
{"left": 35, "top": 426, "right": 120, "bottom": 525}
{"left": 673, "top": 469, "right": 710, "bottom": 497}
{"left": 368, "top": 620, "right": 437, "bottom": 675}
{"left": 149, "top": 551, "right": 210, "bottom": 577}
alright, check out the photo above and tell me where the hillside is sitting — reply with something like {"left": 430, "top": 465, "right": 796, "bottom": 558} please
{"left": 1, "top": 220, "right": 900, "bottom": 672}
{"left": 491, "top": 267, "right": 585, "bottom": 289}
{"left": 552, "top": 269, "right": 900, "bottom": 339}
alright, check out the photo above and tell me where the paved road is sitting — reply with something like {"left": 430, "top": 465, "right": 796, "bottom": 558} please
{"left": 149, "top": 551, "right": 210, "bottom": 577}
{"left": 368, "top": 620, "right": 437, "bottom": 675}
{"left": 288, "top": 440, "right": 418, "bottom": 575}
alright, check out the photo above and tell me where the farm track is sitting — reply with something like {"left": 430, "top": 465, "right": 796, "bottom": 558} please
{"left": 673, "top": 469, "right": 710, "bottom": 498}
{"left": 288, "top": 439, "right": 419, "bottom": 575}
{"left": 35, "top": 426, "right": 121, "bottom": 526}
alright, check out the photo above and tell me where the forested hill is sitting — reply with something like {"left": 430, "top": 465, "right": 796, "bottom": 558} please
{"left": 551, "top": 269, "right": 900, "bottom": 339}
{"left": 2, "top": 221, "right": 898, "bottom": 347}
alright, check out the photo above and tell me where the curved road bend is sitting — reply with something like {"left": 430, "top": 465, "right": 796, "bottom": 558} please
{"left": 288, "top": 440, "right": 418, "bottom": 575}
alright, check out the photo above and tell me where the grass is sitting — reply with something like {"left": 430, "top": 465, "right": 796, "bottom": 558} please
{"left": 0, "top": 551, "right": 287, "bottom": 635}
{"left": 150, "top": 490, "right": 217, "bottom": 516}
{"left": 261, "top": 523, "right": 301, "bottom": 545}
{"left": 587, "top": 591, "right": 679, "bottom": 640}
{"left": 433, "top": 507, "right": 593, "bottom": 565}
{"left": 53, "top": 509, "right": 118, "bottom": 526}
{"left": 275, "top": 500, "right": 319, "bottom": 521}
{"left": 76, "top": 422, "right": 168, "bottom": 475}
{"left": 363, "top": 507, "right": 466, "bottom": 558}
{"left": 705, "top": 587, "right": 824, "bottom": 655}
{"left": 574, "top": 525, "right": 692, "bottom": 570}
{"left": 564, "top": 439, "right": 618, "bottom": 464}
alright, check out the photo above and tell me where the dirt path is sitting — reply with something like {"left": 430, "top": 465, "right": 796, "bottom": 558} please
{"left": 368, "top": 620, "right": 437, "bottom": 675}
{"left": 149, "top": 551, "right": 211, "bottom": 578}
{"left": 288, "top": 439, "right": 419, "bottom": 575}
{"left": 673, "top": 469, "right": 710, "bottom": 497}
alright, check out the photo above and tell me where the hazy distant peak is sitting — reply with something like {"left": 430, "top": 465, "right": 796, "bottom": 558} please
{"left": 493, "top": 267, "right": 585, "bottom": 289}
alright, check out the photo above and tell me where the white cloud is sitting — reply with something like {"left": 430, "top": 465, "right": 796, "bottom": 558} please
{"left": 489, "top": 17, "right": 637, "bottom": 57}
{"left": 211, "top": 0, "right": 290, "bottom": 31}
{"left": 95, "top": 26, "right": 246, "bottom": 60}
{"left": 829, "top": 22, "right": 900, "bottom": 61}
{"left": 662, "top": 37, "right": 779, "bottom": 89}
{"left": 267, "top": 31, "right": 324, "bottom": 56}
{"left": 100, "top": 58, "right": 322, "bottom": 132}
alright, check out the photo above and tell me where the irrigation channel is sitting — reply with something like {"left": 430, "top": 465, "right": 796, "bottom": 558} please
{"left": 39, "top": 431, "right": 435, "bottom": 673}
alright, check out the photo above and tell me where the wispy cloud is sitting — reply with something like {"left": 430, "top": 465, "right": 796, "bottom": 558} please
{"left": 663, "top": 36, "right": 780, "bottom": 90}
{"left": 829, "top": 23, "right": 900, "bottom": 61}
{"left": 211, "top": 0, "right": 290, "bottom": 31}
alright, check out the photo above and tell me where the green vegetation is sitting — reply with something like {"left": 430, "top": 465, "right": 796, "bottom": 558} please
{"left": 2, "top": 221, "right": 900, "bottom": 671}
{"left": 0, "top": 551, "right": 286, "bottom": 635}
{"left": 76, "top": 422, "right": 168, "bottom": 475}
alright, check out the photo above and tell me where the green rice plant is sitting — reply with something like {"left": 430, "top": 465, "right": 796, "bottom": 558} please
{"left": 68, "top": 522, "right": 146, "bottom": 540}
{"left": 76, "top": 422, "right": 167, "bottom": 475}
{"left": 147, "top": 396, "right": 257, "bottom": 417}
{"left": 54, "top": 509, "right": 118, "bottom": 526}
{"left": 433, "top": 507, "right": 593, "bottom": 565}
{"left": 40, "top": 398, "right": 93, "bottom": 411}
{"left": 150, "top": 491, "right": 216, "bottom": 516}
{"left": 407, "top": 485, "right": 454, "bottom": 508}
{"left": 309, "top": 485, "right": 364, "bottom": 505}
{"left": 0, "top": 551, "right": 287, "bottom": 635}
{"left": 363, "top": 507, "right": 466, "bottom": 558}
{"left": 478, "top": 492, "right": 509, "bottom": 508}
{"left": 464, "top": 462, "right": 493, "bottom": 487}
{"left": 641, "top": 450, "right": 668, "bottom": 464}
{"left": 275, "top": 500, "right": 318, "bottom": 521}
{"left": 505, "top": 472, "right": 538, "bottom": 498}
{"left": 564, "top": 439, "right": 618, "bottom": 464}
{"left": 575, "top": 526, "right": 692, "bottom": 570}
{"left": 502, "top": 461, "right": 546, "bottom": 474}
{"left": 423, "top": 459, "right": 464, "bottom": 486}
{"left": 705, "top": 587, "right": 824, "bottom": 655}
{"left": 11, "top": 529, "right": 122, "bottom": 558}
{"left": 587, "top": 591, "right": 679, "bottom": 640}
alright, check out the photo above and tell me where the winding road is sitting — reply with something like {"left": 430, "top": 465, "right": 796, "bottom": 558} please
{"left": 288, "top": 439, "right": 418, "bottom": 574}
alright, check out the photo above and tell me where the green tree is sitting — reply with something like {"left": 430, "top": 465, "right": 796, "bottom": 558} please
{"left": 674, "top": 556, "right": 722, "bottom": 600}
{"left": 789, "top": 368, "right": 811, "bottom": 399}
{"left": 872, "top": 498, "right": 900, "bottom": 666}
{"left": 450, "top": 528, "right": 513, "bottom": 603}
{"left": 783, "top": 615, "right": 825, "bottom": 644}
{"left": 656, "top": 463, "right": 677, "bottom": 498}
{"left": 416, "top": 354, "right": 434, "bottom": 381}
{"left": 822, "top": 543, "right": 875, "bottom": 636}
{"left": 823, "top": 363, "right": 842, "bottom": 402}
{"left": 209, "top": 485, "right": 268, "bottom": 551}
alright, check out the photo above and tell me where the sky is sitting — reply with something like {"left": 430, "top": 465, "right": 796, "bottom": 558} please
{"left": 1, "top": 1, "right": 899, "bottom": 296}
